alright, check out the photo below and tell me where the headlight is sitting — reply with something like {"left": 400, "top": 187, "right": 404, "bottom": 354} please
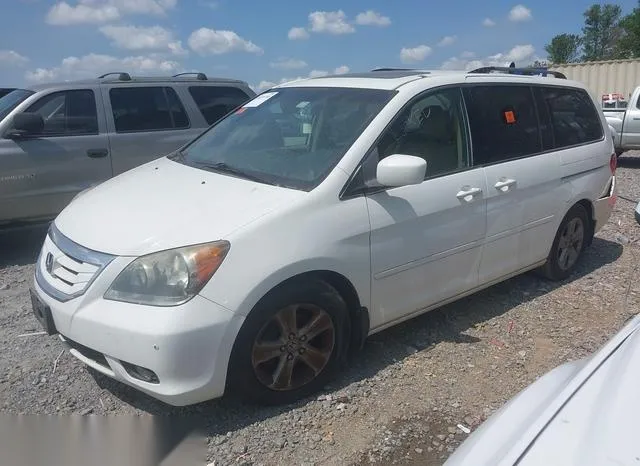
{"left": 104, "top": 241, "right": 230, "bottom": 306}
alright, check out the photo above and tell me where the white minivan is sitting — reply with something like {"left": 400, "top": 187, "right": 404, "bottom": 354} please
{"left": 31, "top": 68, "right": 617, "bottom": 406}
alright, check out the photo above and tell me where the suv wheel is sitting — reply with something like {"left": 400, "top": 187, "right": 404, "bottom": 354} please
{"left": 540, "top": 204, "right": 590, "bottom": 281}
{"left": 227, "top": 279, "right": 347, "bottom": 405}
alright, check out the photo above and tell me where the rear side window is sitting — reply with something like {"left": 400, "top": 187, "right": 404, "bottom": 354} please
{"left": 188, "top": 86, "right": 250, "bottom": 125}
{"left": 109, "top": 87, "right": 189, "bottom": 133}
{"left": 25, "top": 90, "right": 98, "bottom": 136}
{"left": 538, "top": 87, "right": 603, "bottom": 149}
{"left": 463, "top": 85, "right": 541, "bottom": 165}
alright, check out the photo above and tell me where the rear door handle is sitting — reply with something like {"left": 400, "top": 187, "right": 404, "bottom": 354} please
{"left": 456, "top": 186, "right": 482, "bottom": 202}
{"left": 494, "top": 178, "right": 516, "bottom": 192}
{"left": 87, "top": 148, "right": 108, "bottom": 158}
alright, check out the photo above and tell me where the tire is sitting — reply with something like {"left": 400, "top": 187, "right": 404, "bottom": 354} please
{"left": 540, "top": 204, "right": 590, "bottom": 281}
{"left": 226, "top": 279, "right": 348, "bottom": 405}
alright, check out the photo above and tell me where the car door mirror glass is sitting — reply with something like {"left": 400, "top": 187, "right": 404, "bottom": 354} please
{"left": 376, "top": 154, "right": 426, "bottom": 187}
{"left": 6, "top": 112, "right": 44, "bottom": 138}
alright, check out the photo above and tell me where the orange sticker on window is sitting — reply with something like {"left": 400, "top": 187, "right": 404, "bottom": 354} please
{"left": 504, "top": 110, "right": 516, "bottom": 124}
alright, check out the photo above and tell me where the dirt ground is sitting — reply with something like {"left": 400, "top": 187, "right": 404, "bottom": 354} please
{"left": 1, "top": 156, "right": 639, "bottom": 466}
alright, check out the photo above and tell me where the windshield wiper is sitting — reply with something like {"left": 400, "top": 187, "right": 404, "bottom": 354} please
{"left": 194, "top": 161, "right": 276, "bottom": 186}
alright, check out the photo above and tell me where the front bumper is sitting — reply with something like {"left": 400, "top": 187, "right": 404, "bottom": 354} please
{"left": 33, "top": 266, "right": 245, "bottom": 407}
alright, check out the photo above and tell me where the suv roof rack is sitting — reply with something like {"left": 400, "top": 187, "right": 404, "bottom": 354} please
{"left": 469, "top": 66, "right": 567, "bottom": 79}
{"left": 172, "top": 72, "right": 208, "bottom": 80}
{"left": 98, "top": 72, "right": 132, "bottom": 81}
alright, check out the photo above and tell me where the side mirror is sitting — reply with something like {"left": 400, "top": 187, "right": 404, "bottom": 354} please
{"left": 376, "top": 154, "right": 426, "bottom": 187}
{"left": 6, "top": 112, "right": 44, "bottom": 138}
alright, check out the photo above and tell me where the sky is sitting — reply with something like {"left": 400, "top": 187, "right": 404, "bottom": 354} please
{"left": 0, "top": 0, "right": 638, "bottom": 91}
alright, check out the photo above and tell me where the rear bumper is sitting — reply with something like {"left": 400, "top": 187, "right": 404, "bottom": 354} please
{"left": 593, "top": 176, "right": 616, "bottom": 234}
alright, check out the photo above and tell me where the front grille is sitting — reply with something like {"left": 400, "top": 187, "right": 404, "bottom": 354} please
{"left": 35, "top": 224, "right": 114, "bottom": 302}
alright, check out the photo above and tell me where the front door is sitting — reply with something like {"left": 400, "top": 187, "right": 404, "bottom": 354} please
{"left": 365, "top": 87, "right": 487, "bottom": 327}
{"left": 0, "top": 88, "right": 112, "bottom": 223}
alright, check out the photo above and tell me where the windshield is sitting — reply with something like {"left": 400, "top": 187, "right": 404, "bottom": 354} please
{"left": 179, "top": 87, "right": 395, "bottom": 190}
{"left": 0, "top": 89, "right": 34, "bottom": 122}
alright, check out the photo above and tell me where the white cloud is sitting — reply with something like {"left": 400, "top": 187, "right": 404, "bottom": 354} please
{"left": 46, "top": 0, "right": 177, "bottom": 26}
{"left": 440, "top": 44, "right": 537, "bottom": 70}
{"left": 508, "top": 5, "right": 532, "bottom": 22}
{"left": 308, "top": 69, "right": 329, "bottom": 78}
{"left": 400, "top": 45, "right": 432, "bottom": 64}
{"left": 46, "top": 2, "right": 120, "bottom": 25}
{"left": 355, "top": 10, "right": 391, "bottom": 27}
{"left": 461, "top": 51, "right": 476, "bottom": 59}
{"left": 437, "top": 35, "right": 457, "bottom": 47}
{"left": 334, "top": 65, "right": 350, "bottom": 74}
{"left": 483, "top": 18, "right": 496, "bottom": 27}
{"left": 0, "top": 50, "right": 29, "bottom": 67}
{"left": 99, "top": 25, "right": 186, "bottom": 55}
{"left": 188, "top": 28, "right": 263, "bottom": 55}
{"left": 309, "top": 10, "right": 355, "bottom": 35}
{"left": 25, "top": 52, "right": 181, "bottom": 82}
{"left": 270, "top": 57, "right": 307, "bottom": 70}
{"left": 288, "top": 27, "right": 309, "bottom": 40}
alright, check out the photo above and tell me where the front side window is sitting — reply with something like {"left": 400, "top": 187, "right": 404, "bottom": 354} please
{"left": 370, "top": 87, "right": 470, "bottom": 180}
{"left": 464, "top": 85, "right": 541, "bottom": 165}
{"left": 110, "top": 87, "right": 190, "bottom": 133}
{"left": 25, "top": 90, "right": 98, "bottom": 136}
{"left": 539, "top": 87, "right": 603, "bottom": 149}
{"left": 189, "top": 86, "right": 251, "bottom": 125}
{"left": 179, "top": 87, "right": 394, "bottom": 190}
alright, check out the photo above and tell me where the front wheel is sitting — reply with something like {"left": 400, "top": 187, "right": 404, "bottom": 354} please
{"left": 540, "top": 204, "right": 590, "bottom": 281}
{"left": 227, "top": 279, "right": 348, "bottom": 405}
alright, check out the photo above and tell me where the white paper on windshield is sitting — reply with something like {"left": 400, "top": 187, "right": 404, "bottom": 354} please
{"left": 243, "top": 92, "right": 278, "bottom": 108}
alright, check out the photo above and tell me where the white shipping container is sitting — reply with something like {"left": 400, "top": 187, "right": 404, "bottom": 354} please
{"left": 549, "top": 59, "right": 640, "bottom": 101}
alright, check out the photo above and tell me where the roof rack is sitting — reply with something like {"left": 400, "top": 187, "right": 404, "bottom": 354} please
{"left": 98, "top": 72, "right": 132, "bottom": 81}
{"left": 172, "top": 72, "right": 208, "bottom": 80}
{"left": 371, "top": 67, "right": 425, "bottom": 72}
{"left": 469, "top": 66, "right": 567, "bottom": 79}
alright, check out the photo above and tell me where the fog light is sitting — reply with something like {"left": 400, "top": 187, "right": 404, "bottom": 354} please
{"left": 121, "top": 362, "right": 159, "bottom": 384}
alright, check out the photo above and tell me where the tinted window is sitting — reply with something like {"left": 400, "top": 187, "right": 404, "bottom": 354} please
{"left": 464, "top": 85, "right": 541, "bottom": 165}
{"left": 110, "top": 87, "right": 189, "bottom": 132}
{"left": 539, "top": 87, "right": 603, "bottom": 148}
{"left": 189, "top": 86, "right": 250, "bottom": 125}
{"left": 180, "top": 87, "right": 394, "bottom": 191}
{"left": 373, "top": 87, "right": 469, "bottom": 179}
{"left": 26, "top": 90, "right": 98, "bottom": 136}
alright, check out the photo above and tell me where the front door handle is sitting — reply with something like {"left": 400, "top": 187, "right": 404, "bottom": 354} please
{"left": 87, "top": 148, "right": 108, "bottom": 158}
{"left": 494, "top": 178, "right": 516, "bottom": 192}
{"left": 456, "top": 186, "right": 482, "bottom": 202}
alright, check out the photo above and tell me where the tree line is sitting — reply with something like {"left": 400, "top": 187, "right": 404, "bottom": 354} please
{"left": 545, "top": 2, "right": 640, "bottom": 64}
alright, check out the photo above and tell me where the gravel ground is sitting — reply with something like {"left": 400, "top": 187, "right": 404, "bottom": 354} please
{"left": 1, "top": 154, "right": 640, "bottom": 466}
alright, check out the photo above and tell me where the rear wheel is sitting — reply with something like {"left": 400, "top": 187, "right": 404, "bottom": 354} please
{"left": 227, "top": 279, "right": 347, "bottom": 405}
{"left": 540, "top": 204, "right": 590, "bottom": 281}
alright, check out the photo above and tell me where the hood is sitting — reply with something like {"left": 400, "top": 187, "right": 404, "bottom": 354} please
{"left": 445, "top": 314, "right": 640, "bottom": 466}
{"left": 54, "top": 157, "right": 305, "bottom": 256}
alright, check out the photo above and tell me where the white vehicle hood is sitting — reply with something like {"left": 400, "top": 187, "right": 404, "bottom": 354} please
{"left": 54, "top": 157, "right": 305, "bottom": 256}
{"left": 445, "top": 314, "right": 640, "bottom": 466}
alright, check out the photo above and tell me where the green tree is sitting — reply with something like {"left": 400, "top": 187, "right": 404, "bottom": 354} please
{"left": 582, "top": 3, "right": 624, "bottom": 61}
{"left": 616, "top": 2, "right": 640, "bottom": 58}
{"left": 544, "top": 34, "right": 582, "bottom": 64}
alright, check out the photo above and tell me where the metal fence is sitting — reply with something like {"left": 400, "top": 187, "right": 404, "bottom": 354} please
{"left": 549, "top": 59, "right": 640, "bottom": 99}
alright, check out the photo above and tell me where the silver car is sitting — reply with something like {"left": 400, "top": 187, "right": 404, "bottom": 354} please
{"left": 0, "top": 72, "right": 254, "bottom": 225}
{"left": 445, "top": 312, "right": 640, "bottom": 466}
